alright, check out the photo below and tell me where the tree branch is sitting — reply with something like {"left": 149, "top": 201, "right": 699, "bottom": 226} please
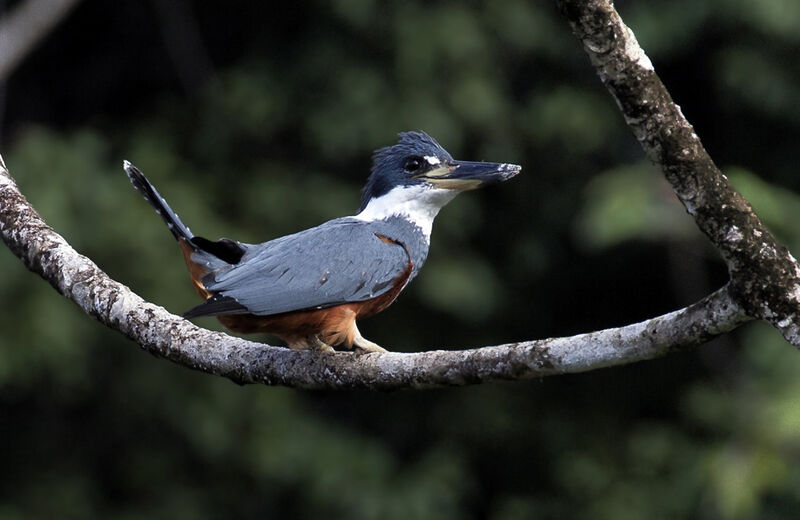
{"left": 0, "top": 156, "right": 749, "bottom": 389}
{"left": 3, "top": 1, "right": 795, "bottom": 388}
{"left": 0, "top": 0, "right": 83, "bottom": 82}
{"left": 557, "top": 0, "right": 800, "bottom": 346}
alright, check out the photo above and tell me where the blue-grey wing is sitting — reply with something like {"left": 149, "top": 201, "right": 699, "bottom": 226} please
{"left": 199, "top": 219, "right": 410, "bottom": 316}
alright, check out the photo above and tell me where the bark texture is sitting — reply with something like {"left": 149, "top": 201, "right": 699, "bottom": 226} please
{"left": 1, "top": 0, "right": 797, "bottom": 389}
{"left": 557, "top": 0, "right": 800, "bottom": 345}
{"left": 0, "top": 156, "right": 749, "bottom": 389}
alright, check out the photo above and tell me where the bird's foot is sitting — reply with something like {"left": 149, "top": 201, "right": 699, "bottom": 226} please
{"left": 351, "top": 328, "right": 388, "bottom": 354}
{"left": 294, "top": 335, "right": 334, "bottom": 353}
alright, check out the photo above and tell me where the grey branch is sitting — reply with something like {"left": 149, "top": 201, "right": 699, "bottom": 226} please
{"left": 0, "top": 156, "right": 750, "bottom": 389}
{"left": 0, "top": 0, "right": 82, "bottom": 82}
{"left": 557, "top": 0, "right": 800, "bottom": 345}
{"left": 1, "top": 0, "right": 795, "bottom": 389}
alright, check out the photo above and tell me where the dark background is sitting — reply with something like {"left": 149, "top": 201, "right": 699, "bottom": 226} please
{"left": 2, "top": 0, "right": 800, "bottom": 518}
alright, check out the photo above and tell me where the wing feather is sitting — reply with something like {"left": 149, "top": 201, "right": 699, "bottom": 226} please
{"left": 190, "top": 218, "right": 411, "bottom": 317}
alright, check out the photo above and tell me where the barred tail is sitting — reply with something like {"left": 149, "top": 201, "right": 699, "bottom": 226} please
{"left": 123, "top": 160, "right": 194, "bottom": 243}
{"left": 123, "top": 160, "right": 246, "bottom": 268}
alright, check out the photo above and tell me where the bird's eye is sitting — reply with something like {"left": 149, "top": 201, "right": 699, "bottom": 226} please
{"left": 403, "top": 157, "right": 423, "bottom": 173}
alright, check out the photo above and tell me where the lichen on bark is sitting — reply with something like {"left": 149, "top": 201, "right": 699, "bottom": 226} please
{"left": 557, "top": 0, "right": 800, "bottom": 346}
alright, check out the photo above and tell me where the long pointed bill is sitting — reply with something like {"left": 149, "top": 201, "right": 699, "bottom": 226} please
{"left": 419, "top": 160, "right": 522, "bottom": 190}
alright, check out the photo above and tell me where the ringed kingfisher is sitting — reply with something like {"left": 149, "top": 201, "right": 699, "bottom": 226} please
{"left": 124, "top": 131, "right": 520, "bottom": 353}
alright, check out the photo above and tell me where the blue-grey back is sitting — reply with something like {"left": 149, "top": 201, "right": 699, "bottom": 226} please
{"left": 198, "top": 216, "right": 430, "bottom": 316}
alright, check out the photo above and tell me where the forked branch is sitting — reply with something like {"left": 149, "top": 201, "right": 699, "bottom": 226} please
{"left": 0, "top": 0, "right": 795, "bottom": 390}
{"left": 557, "top": 0, "right": 800, "bottom": 345}
{"left": 0, "top": 156, "right": 749, "bottom": 389}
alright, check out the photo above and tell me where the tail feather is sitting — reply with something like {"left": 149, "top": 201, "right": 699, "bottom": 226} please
{"left": 123, "top": 160, "right": 194, "bottom": 243}
{"left": 123, "top": 160, "right": 247, "bottom": 272}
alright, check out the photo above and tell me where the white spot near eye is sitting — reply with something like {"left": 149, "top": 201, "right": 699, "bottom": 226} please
{"left": 424, "top": 155, "right": 440, "bottom": 166}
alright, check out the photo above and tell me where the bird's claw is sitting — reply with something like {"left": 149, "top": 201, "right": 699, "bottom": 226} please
{"left": 307, "top": 335, "right": 335, "bottom": 353}
{"left": 352, "top": 339, "right": 387, "bottom": 354}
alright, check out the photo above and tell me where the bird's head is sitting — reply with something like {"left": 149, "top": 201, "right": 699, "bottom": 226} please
{"left": 359, "top": 131, "right": 521, "bottom": 214}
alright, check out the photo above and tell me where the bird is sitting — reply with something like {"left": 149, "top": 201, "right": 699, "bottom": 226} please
{"left": 124, "top": 131, "right": 520, "bottom": 353}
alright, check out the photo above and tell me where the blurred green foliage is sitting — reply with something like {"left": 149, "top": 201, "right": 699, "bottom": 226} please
{"left": 2, "top": 0, "right": 800, "bottom": 518}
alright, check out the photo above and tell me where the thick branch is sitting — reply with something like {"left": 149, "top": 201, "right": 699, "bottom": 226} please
{"left": 0, "top": 158, "right": 749, "bottom": 390}
{"left": 0, "top": 0, "right": 83, "bottom": 81}
{"left": 557, "top": 0, "right": 800, "bottom": 345}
